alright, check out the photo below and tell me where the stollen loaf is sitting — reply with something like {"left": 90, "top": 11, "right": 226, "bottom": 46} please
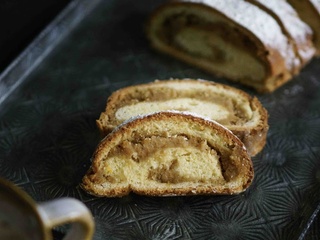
{"left": 146, "top": 0, "right": 315, "bottom": 92}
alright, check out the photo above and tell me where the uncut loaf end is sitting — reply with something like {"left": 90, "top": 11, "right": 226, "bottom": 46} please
{"left": 146, "top": 0, "right": 317, "bottom": 93}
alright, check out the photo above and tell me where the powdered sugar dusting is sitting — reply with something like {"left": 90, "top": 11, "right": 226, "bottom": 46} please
{"left": 252, "top": 0, "right": 315, "bottom": 63}
{"left": 309, "top": 0, "right": 320, "bottom": 14}
{"left": 253, "top": 0, "right": 313, "bottom": 40}
{"left": 184, "top": 0, "right": 297, "bottom": 71}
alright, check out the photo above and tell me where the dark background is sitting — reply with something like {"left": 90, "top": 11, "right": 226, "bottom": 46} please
{"left": 0, "top": 1, "right": 319, "bottom": 239}
{"left": 0, "top": 0, "right": 72, "bottom": 73}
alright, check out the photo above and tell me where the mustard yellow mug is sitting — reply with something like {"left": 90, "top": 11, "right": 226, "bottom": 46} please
{"left": 0, "top": 178, "right": 94, "bottom": 240}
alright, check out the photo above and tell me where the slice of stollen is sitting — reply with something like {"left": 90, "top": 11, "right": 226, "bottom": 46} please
{"left": 146, "top": 0, "right": 299, "bottom": 93}
{"left": 82, "top": 111, "right": 254, "bottom": 197}
{"left": 96, "top": 79, "right": 269, "bottom": 156}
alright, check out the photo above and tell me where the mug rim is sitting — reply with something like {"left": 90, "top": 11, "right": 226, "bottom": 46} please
{"left": 0, "top": 178, "right": 47, "bottom": 239}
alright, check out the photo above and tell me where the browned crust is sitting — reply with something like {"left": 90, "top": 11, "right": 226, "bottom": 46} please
{"left": 82, "top": 111, "right": 254, "bottom": 197}
{"left": 232, "top": 96, "right": 268, "bottom": 156}
{"left": 145, "top": 0, "right": 294, "bottom": 93}
{"left": 96, "top": 79, "right": 269, "bottom": 156}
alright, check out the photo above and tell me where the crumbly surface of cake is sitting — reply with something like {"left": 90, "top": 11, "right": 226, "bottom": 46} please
{"left": 82, "top": 111, "right": 254, "bottom": 197}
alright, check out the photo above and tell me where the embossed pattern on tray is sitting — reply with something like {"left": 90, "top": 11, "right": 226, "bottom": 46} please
{"left": 0, "top": 0, "right": 319, "bottom": 239}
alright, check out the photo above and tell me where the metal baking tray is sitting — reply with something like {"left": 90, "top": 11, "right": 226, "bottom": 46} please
{"left": 0, "top": 0, "right": 319, "bottom": 239}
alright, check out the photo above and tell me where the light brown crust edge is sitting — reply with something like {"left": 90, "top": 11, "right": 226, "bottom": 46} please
{"left": 232, "top": 96, "right": 269, "bottom": 156}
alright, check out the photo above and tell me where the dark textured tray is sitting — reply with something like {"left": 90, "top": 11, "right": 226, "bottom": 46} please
{"left": 0, "top": 0, "right": 319, "bottom": 239}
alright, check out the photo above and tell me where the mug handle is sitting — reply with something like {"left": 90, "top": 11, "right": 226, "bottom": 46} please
{"left": 37, "top": 197, "right": 94, "bottom": 240}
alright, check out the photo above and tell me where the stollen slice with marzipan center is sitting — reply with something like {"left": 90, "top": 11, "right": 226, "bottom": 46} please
{"left": 96, "top": 79, "right": 269, "bottom": 156}
{"left": 82, "top": 111, "right": 254, "bottom": 197}
{"left": 287, "top": 0, "right": 320, "bottom": 56}
{"left": 146, "top": 0, "right": 299, "bottom": 93}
